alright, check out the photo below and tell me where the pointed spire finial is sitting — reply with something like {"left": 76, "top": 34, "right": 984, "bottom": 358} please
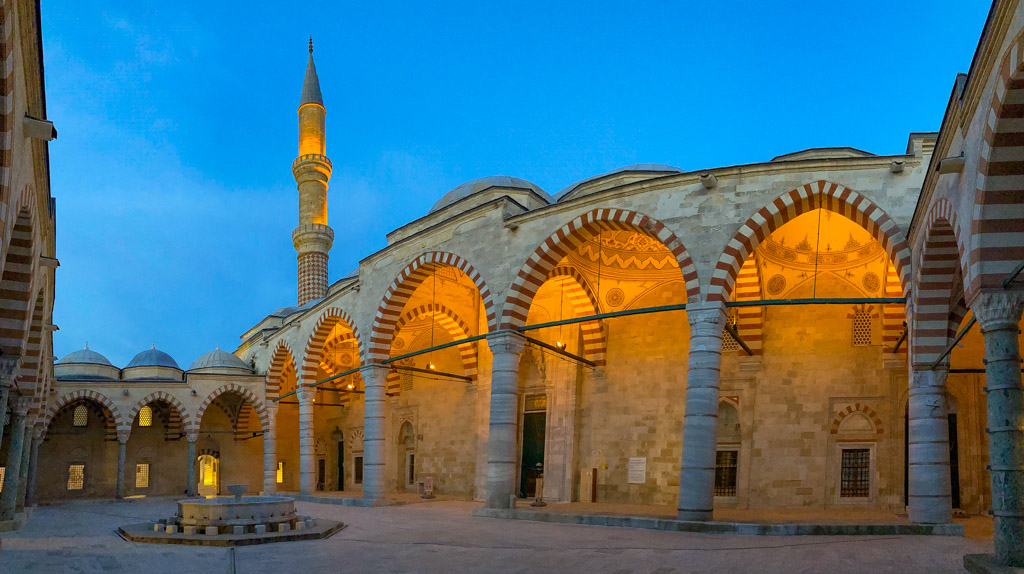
{"left": 216, "top": 342, "right": 221, "bottom": 350}
{"left": 85, "top": 341, "right": 89, "bottom": 350}
{"left": 151, "top": 342, "right": 156, "bottom": 350}
{"left": 309, "top": 36, "right": 314, "bottom": 55}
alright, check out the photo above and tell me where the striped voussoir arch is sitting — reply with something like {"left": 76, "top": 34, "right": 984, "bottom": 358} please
{"left": 196, "top": 383, "right": 269, "bottom": 432}
{"left": 830, "top": 403, "right": 884, "bottom": 435}
{"left": 369, "top": 252, "right": 497, "bottom": 361}
{"left": 911, "top": 201, "right": 966, "bottom": 366}
{"left": 709, "top": 180, "right": 912, "bottom": 303}
{"left": 973, "top": 27, "right": 1024, "bottom": 295}
{"left": 300, "top": 307, "right": 363, "bottom": 397}
{"left": 22, "top": 291, "right": 46, "bottom": 418}
{"left": 128, "top": 391, "right": 193, "bottom": 435}
{"left": 882, "top": 262, "right": 906, "bottom": 353}
{"left": 729, "top": 255, "right": 763, "bottom": 355}
{"left": 385, "top": 302, "right": 479, "bottom": 394}
{"left": 502, "top": 208, "right": 700, "bottom": 330}
{"left": 0, "top": 209, "right": 34, "bottom": 357}
{"left": 0, "top": 0, "right": 12, "bottom": 220}
{"left": 548, "top": 265, "right": 607, "bottom": 365}
{"left": 266, "top": 340, "right": 297, "bottom": 399}
{"left": 43, "top": 389, "right": 125, "bottom": 440}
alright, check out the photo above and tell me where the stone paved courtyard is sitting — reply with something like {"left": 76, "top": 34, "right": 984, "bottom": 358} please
{"left": 0, "top": 499, "right": 995, "bottom": 573}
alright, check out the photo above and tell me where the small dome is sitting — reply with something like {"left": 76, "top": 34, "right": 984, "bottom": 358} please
{"left": 126, "top": 344, "right": 180, "bottom": 369}
{"left": 57, "top": 343, "right": 113, "bottom": 367}
{"left": 189, "top": 346, "right": 252, "bottom": 372}
{"left": 429, "top": 176, "right": 550, "bottom": 214}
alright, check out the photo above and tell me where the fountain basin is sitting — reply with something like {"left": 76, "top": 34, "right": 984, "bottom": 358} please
{"left": 177, "top": 496, "right": 297, "bottom": 529}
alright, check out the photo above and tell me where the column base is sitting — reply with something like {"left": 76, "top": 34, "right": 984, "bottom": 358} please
{"left": 677, "top": 509, "right": 713, "bottom": 522}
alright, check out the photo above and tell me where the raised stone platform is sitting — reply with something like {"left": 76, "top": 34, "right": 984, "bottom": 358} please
{"left": 472, "top": 507, "right": 964, "bottom": 536}
{"left": 117, "top": 518, "right": 344, "bottom": 547}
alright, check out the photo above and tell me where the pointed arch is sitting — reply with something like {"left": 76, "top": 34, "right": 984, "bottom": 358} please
{"left": 369, "top": 251, "right": 497, "bottom": 361}
{"left": 973, "top": 27, "right": 1024, "bottom": 295}
{"left": 43, "top": 389, "right": 125, "bottom": 439}
{"left": 708, "top": 180, "right": 912, "bottom": 302}
{"left": 502, "top": 208, "right": 700, "bottom": 330}
{"left": 301, "top": 307, "right": 363, "bottom": 391}
{"left": 128, "top": 391, "right": 193, "bottom": 436}
{"left": 912, "top": 201, "right": 969, "bottom": 366}
{"left": 266, "top": 340, "right": 298, "bottom": 399}
{"left": 546, "top": 265, "right": 607, "bottom": 365}
{"left": 389, "top": 302, "right": 479, "bottom": 392}
{"left": 728, "top": 254, "right": 764, "bottom": 355}
{"left": 196, "top": 383, "right": 269, "bottom": 432}
{"left": 0, "top": 206, "right": 36, "bottom": 356}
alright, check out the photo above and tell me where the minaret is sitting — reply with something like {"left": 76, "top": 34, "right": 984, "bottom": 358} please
{"left": 292, "top": 38, "right": 334, "bottom": 305}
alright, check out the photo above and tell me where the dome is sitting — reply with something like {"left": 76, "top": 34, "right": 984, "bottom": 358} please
{"left": 57, "top": 343, "right": 113, "bottom": 367}
{"left": 126, "top": 345, "right": 180, "bottom": 369}
{"left": 555, "top": 164, "right": 684, "bottom": 201}
{"left": 189, "top": 346, "right": 252, "bottom": 372}
{"left": 429, "top": 176, "right": 550, "bottom": 214}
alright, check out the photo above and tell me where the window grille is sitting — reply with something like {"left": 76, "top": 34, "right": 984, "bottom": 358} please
{"left": 73, "top": 404, "right": 88, "bottom": 427}
{"left": 354, "top": 456, "right": 364, "bottom": 484}
{"left": 67, "top": 464, "right": 85, "bottom": 490}
{"left": 840, "top": 448, "right": 870, "bottom": 497}
{"left": 401, "top": 372, "right": 413, "bottom": 392}
{"left": 714, "top": 450, "right": 738, "bottom": 496}
{"left": 722, "top": 313, "right": 740, "bottom": 352}
{"left": 276, "top": 461, "right": 284, "bottom": 484}
{"left": 139, "top": 406, "right": 153, "bottom": 427}
{"left": 135, "top": 463, "right": 150, "bottom": 488}
{"left": 435, "top": 266, "right": 460, "bottom": 282}
{"left": 852, "top": 310, "right": 873, "bottom": 346}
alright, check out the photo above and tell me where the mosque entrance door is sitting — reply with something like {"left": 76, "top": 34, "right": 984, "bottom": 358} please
{"left": 197, "top": 454, "right": 219, "bottom": 497}
{"left": 520, "top": 394, "right": 547, "bottom": 498}
{"left": 337, "top": 441, "right": 344, "bottom": 491}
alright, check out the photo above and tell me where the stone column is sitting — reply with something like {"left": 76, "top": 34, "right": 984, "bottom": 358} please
{"left": 263, "top": 405, "right": 278, "bottom": 494}
{"left": 15, "top": 419, "right": 31, "bottom": 511}
{"left": 186, "top": 434, "right": 197, "bottom": 496}
{"left": 115, "top": 433, "right": 128, "bottom": 499}
{"left": 298, "top": 388, "right": 316, "bottom": 494}
{"left": 678, "top": 301, "right": 728, "bottom": 521}
{"left": 972, "top": 292, "right": 1024, "bottom": 567}
{"left": 907, "top": 367, "right": 952, "bottom": 523}
{"left": 484, "top": 331, "right": 526, "bottom": 509}
{"left": 0, "top": 383, "right": 8, "bottom": 450}
{"left": 0, "top": 396, "right": 30, "bottom": 520}
{"left": 361, "top": 364, "right": 389, "bottom": 501}
{"left": 25, "top": 425, "right": 43, "bottom": 507}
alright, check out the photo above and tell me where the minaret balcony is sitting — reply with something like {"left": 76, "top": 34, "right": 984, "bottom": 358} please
{"left": 292, "top": 154, "right": 332, "bottom": 177}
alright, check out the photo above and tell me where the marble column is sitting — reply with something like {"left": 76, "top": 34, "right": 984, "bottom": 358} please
{"left": 25, "top": 425, "right": 42, "bottom": 507}
{"left": 0, "top": 396, "right": 30, "bottom": 520}
{"left": 484, "top": 331, "right": 526, "bottom": 509}
{"left": 678, "top": 301, "right": 728, "bottom": 521}
{"left": 263, "top": 405, "right": 278, "bottom": 494}
{"left": 972, "top": 292, "right": 1024, "bottom": 567}
{"left": 115, "top": 434, "right": 128, "bottom": 499}
{"left": 15, "top": 419, "right": 31, "bottom": 511}
{"left": 186, "top": 434, "right": 197, "bottom": 496}
{"left": 361, "top": 364, "right": 389, "bottom": 501}
{"left": 298, "top": 388, "right": 315, "bottom": 494}
{"left": 906, "top": 367, "right": 952, "bottom": 523}
{"left": 0, "top": 383, "right": 9, "bottom": 450}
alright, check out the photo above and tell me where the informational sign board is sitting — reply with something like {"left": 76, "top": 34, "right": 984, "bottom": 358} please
{"left": 423, "top": 476, "right": 434, "bottom": 496}
{"left": 627, "top": 457, "right": 647, "bottom": 484}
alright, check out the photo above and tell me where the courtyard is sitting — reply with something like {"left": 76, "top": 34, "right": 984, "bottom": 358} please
{"left": 0, "top": 499, "right": 993, "bottom": 573}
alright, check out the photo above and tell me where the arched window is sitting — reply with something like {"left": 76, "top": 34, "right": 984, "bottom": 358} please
{"left": 138, "top": 406, "right": 153, "bottom": 427}
{"left": 72, "top": 404, "right": 88, "bottom": 427}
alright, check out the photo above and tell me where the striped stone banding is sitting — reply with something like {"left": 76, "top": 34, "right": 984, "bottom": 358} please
{"left": 729, "top": 255, "right": 763, "bottom": 355}
{"left": 266, "top": 340, "right": 298, "bottom": 400}
{"left": 195, "top": 383, "right": 269, "bottom": 432}
{"left": 0, "top": 1, "right": 11, "bottom": 233}
{"left": 369, "top": 251, "right": 497, "bottom": 361}
{"left": 301, "top": 307, "right": 363, "bottom": 407}
{"left": 547, "top": 266, "right": 607, "bottom": 366}
{"left": 912, "top": 201, "right": 966, "bottom": 365}
{"left": 973, "top": 28, "right": 1024, "bottom": 295}
{"left": 502, "top": 208, "right": 700, "bottom": 330}
{"left": 385, "top": 302, "right": 479, "bottom": 395}
{"left": 709, "top": 180, "right": 911, "bottom": 303}
{"left": 298, "top": 251, "right": 328, "bottom": 306}
{"left": 127, "top": 391, "right": 193, "bottom": 436}
{"left": 0, "top": 209, "right": 35, "bottom": 357}
{"left": 882, "top": 262, "right": 906, "bottom": 353}
{"left": 42, "top": 389, "right": 125, "bottom": 441}
{"left": 830, "top": 403, "right": 884, "bottom": 435}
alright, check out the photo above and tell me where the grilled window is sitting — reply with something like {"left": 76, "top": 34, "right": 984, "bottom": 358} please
{"left": 276, "top": 461, "right": 284, "bottom": 484}
{"left": 714, "top": 450, "right": 738, "bottom": 496}
{"left": 67, "top": 464, "right": 85, "bottom": 490}
{"left": 852, "top": 310, "right": 873, "bottom": 346}
{"left": 73, "top": 405, "right": 88, "bottom": 427}
{"left": 354, "top": 456, "right": 364, "bottom": 484}
{"left": 135, "top": 463, "right": 150, "bottom": 488}
{"left": 139, "top": 406, "right": 153, "bottom": 427}
{"left": 0, "top": 467, "right": 4, "bottom": 492}
{"left": 840, "top": 448, "right": 871, "bottom": 497}
{"left": 722, "top": 313, "right": 740, "bottom": 352}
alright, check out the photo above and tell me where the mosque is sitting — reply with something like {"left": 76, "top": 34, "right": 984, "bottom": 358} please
{"left": 2, "top": 0, "right": 1024, "bottom": 569}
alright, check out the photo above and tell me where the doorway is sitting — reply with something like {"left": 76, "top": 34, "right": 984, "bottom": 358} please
{"left": 317, "top": 458, "right": 326, "bottom": 491}
{"left": 398, "top": 421, "right": 416, "bottom": 493}
{"left": 520, "top": 393, "right": 547, "bottom": 498}
{"left": 337, "top": 441, "right": 345, "bottom": 491}
{"left": 197, "top": 454, "right": 219, "bottom": 497}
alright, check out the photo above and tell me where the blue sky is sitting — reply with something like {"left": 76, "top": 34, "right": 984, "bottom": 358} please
{"left": 44, "top": 1, "right": 990, "bottom": 367}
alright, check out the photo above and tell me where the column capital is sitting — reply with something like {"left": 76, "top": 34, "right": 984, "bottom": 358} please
{"left": 0, "top": 355, "right": 20, "bottom": 387}
{"left": 971, "top": 291, "right": 1024, "bottom": 331}
{"left": 359, "top": 363, "right": 390, "bottom": 380}
{"left": 686, "top": 300, "right": 728, "bottom": 327}
{"left": 11, "top": 395, "right": 31, "bottom": 416}
{"left": 32, "top": 423, "right": 45, "bottom": 441}
{"left": 116, "top": 431, "right": 130, "bottom": 445}
{"left": 485, "top": 330, "right": 526, "bottom": 356}
{"left": 185, "top": 432, "right": 199, "bottom": 443}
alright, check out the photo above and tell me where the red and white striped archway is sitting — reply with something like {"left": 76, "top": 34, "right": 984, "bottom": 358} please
{"left": 502, "top": 209, "right": 701, "bottom": 330}
{"left": 300, "top": 307, "right": 364, "bottom": 391}
{"left": 546, "top": 265, "right": 607, "bottom": 366}
{"left": 196, "top": 383, "right": 269, "bottom": 433}
{"left": 386, "top": 302, "right": 479, "bottom": 394}
{"left": 266, "top": 340, "right": 298, "bottom": 400}
{"left": 43, "top": 389, "right": 126, "bottom": 439}
{"left": 708, "top": 180, "right": 912, "bottom": 303}
{"left": 972, "top": 26, "right": 1024, "bottom": 295}
{"left": 369, "top": 252, "right": 497, "bottom": 362}
{"left": 911, "top": 200, "right": 968, "bottom": 366}
{"left": 127, "top": 391, "right": 194, "bottom": 436}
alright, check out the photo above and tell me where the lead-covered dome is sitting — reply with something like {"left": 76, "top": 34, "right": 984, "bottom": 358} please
{"left": 54, "top": 343, "right": 119, "bottom": 381}
{"left": 189, "top": 346, "right": 252, "bottom": 373}
{"left": 126, "top": 345, "right": 180, "bottom": 369}
{"left": 429, "top": 176, "right": 550, "bottom": 214}
{"left": 57, "top": 343, "right": 113, "bottom": 366}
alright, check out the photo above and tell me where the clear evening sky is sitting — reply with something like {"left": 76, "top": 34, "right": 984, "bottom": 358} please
{"left": 44, "top": 1, "right": 990, "bottom": 367}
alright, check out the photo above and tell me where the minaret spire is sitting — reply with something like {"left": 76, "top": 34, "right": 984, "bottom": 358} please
{"left": 292, "top": 40, "right": 334, "bottom": 305}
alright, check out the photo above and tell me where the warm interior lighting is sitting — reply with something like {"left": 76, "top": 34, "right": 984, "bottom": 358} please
{"left": 555, "top": 341, "right": 565, "bottom": 349}
{"left": 276, "top": 461, "right": 284, "bottom": 484}
{"left": 346, "top": 383, "right": 354, "bottom": 390}
{"left": 139, "top": 406, "right": 153, "bottom": 427}
{"left": 427, "top": 363, "right": 435, "bottom": 370}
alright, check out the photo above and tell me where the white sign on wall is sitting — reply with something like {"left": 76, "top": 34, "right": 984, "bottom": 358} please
{"left": 627, "top": 457, "right": 647, "bottom": 484}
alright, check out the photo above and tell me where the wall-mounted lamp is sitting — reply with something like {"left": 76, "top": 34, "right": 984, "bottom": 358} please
{"left": 190, "top": 389, "right": 197, "bottom": 396}
{"left": 122, "top": 389, "right": 129, "bottom": 396}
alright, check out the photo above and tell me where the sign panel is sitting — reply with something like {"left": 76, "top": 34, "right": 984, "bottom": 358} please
{"left": 627, "top": 457, "right": 647, "bottom": 484}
